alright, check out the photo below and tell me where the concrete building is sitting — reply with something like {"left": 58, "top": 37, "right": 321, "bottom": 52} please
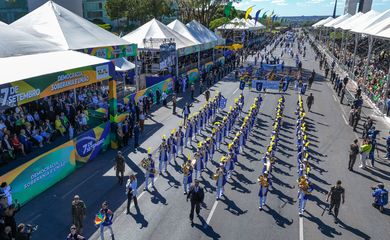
{"left": 28, "top": 0, "right": 83, "bottom": 16}
{"left": 344, "top": 0, "right": 372, "bottom": 15}
{"left": 358, "top": 0, "right": 373, "bottom": 13}
{"left": 0, "top": 0, "right": 28, "bottom": 23}
{"left": 82, "top": 0, "right": 111, "bottom": 24}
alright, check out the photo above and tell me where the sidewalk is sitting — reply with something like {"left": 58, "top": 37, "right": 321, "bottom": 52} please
{"left": 309, "top": 33, "right": 390, "bottom": 128}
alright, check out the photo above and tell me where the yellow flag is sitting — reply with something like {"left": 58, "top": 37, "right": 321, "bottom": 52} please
{"left": 245, "top": 6, "right": 254, "bottom": 21}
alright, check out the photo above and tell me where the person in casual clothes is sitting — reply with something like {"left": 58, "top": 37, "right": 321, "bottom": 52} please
{"left": 71, "top": 195, "right": 86, "bottom": 235}
{"left": 306, "top": 93, "right": 314, "bottom": 112}
{"left": 97, "top": 201, "right": 114, "bottom": 240}
{"left": 348, "top": 139, "right": 359, "bottom": 171}
{"left": 186, "top": 180, "right": 204, "bottom": 225}
{"left": 384, "top": 131, "right": 390, "bottom": 160}
{"left": 326, "top": 180, "right": 345, "bottom": 223}
{"left": 66, "top": 225, "right": 85, "bottom": 240}
{"left": 125, "top": 174, "right": 138, "bottom": 214}
{"left": 133, "top": 122, "right": 140, "bottom": 149}
{"left": 114, "top": 151, "right": 125, "bottom": 185}
{"left": 359, "top": 139, "right": 372, "bottom": 169}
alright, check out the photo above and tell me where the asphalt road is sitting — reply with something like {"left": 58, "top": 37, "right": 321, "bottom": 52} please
{"left": 16, "top": 31, "right": 390, "bottom": 240}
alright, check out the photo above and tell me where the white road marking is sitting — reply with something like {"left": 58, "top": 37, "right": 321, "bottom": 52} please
{"left": 341, "top": 114, "right": 348, "bottom": 125}
{"left": 30, "top": 213, "right": 42, "bottom": 222}
{"left": 233, "top": 88, "right": 239, "bottom": 94}
{"left": 299, "top": 216, "right": 304, "bottom": 240}
{"left": 206, "top": 200, "right": 219, "bottom": 225}
{"left": 332, "top": 94, "right": 338, "bottom": 102}
{"left": 123, "top": 176, "right": 159, "bottom": 213}
{"left": 61, "top": 170, "right": 100, "bottom": 199}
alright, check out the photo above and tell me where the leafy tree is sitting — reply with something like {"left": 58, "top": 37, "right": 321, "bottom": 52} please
{"left": 176, "top": 0, "right": 225, "bottom": 26}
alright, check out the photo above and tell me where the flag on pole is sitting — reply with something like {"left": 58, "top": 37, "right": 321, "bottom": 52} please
{"left": 261, "top": 11, "right": 268, "bottom": 20}
{"left": 254, "top": 9, "right": 262, "bottom": 25}
{"left": 224, "top": 1, "right": 233, "bottom": 18}
{"left": 245, "top": 6, "right": 254, "bottom": 21}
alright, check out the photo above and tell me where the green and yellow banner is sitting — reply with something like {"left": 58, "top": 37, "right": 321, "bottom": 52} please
{"left": 0, "top": 141, "right": 76, "bottom": 205}
{"left": 0, "top": 63, "right": 114, "bottom": 110}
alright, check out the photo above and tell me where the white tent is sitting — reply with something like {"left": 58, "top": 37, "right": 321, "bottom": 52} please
{"left": 0, "top": 21, "right": 7, "bottom": 26}
{"left": 313, "top": 17, "right": 334, "bottom": 28}
{"left": 248, "top": 19, "right": 266, "bottom": 29}
{"left": 11, "top": 1, "right": 129, "bottom": 50}
{"left": 371, "top": 27, "right": 390, "bottom": 40}
{"left": 167, "top": 20, "right": 201, "bottom": 44}
{"left": 113, "top": 57, "right": 135, "bottom": 72}
{"left": 351, "top": 9, "right": 390, "bottom": 34}
{"left": 241, "top": 18, "right": 264, "bottom": 30}
{"left": 0, "top": 51, "right": 110, "bottom": 85}
{"left": 333, "top": 12, "right": 363, "bottom": 29}
{"left": 122, "top": 18, "right": 198, "bottom": 50}
{"left": 186, "top": 20, "right": 222, "bottom": 44}
{"left": 217, "top": 22, "right": 249, "bottom": 30}
{"left": 324, "top": 14, "right": 352, "bottom": 28}
{"left": 337, "top": 10, "right": 378, "bottom": 31}
{"left": 0, "top": 23, "right": 61, "bottom": 58}
{"left": 364, "top": 16, "right": 390, "bottom": 37}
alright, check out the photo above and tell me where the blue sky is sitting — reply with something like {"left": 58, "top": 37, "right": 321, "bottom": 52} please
{"left": 233, "top": 0, "right": 390, "bottom": 17}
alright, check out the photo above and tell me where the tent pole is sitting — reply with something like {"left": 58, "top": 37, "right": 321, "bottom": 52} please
{"left": 73, "top": 88, "right": 77, "bottom": 105}
{"left": 176, "top": 51, "right": 179, "bottom": 80}
{"left": 387, "top": 61, "right": 390, "bottom": 92}
{"left": 340, "top": 30, "right": 344, "bottom": 61}
{"left": 332, "top": 30, "right": 336, "bottom": 56}
{"left": 198, "top": 51, "right": 201, "bottom": 70}
{"left": 352, "top": 34, "right": 358, "bottom": 81}
{"left": 364, "top": 36, "right": 374, "bottom": 83}
{"left": 343, "top": 31, "right": 348, "bottom": 63}
{"left": 123, "top": 72, "right": 126, "bottom": 97}
{"left": 135, "top": 55, "right": 139, "bottom": 91}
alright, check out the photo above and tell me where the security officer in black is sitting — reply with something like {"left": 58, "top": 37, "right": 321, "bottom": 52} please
{"left": 186, "top": 180, "right": 205, "bottom": 224}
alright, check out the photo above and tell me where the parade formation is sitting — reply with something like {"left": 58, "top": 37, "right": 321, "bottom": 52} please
{"left": 1, "top": 1, "right": 390, "bottom": 240}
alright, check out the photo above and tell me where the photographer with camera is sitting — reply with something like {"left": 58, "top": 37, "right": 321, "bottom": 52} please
{"left": 15, "top": 223, "right": 37, "bottom": 240}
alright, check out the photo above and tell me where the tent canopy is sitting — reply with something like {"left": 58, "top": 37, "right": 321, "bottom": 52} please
{"left": 363, "top": 15, "right": 390, "bottom": 40}
{"left": 324, "top": 14, "right": 352, "bottom": 28}
{"left": 351, "top": 9, "right": 390, "bottom": 34}
{"left": 338, "top": 10, "right": 378, "bottom": 31}
{"left": 113, "top": 57, "right": 135, "bottom": 72}
{"left": 370, "top": 27, "right": 390, "bottom": 40}
{"left": 122, "top": 18, "right": 198, "bottom": 50}
{"left": 167, "top": 20, "right": 201, "bottom": 44}
{"left": 333, "top": 12, "right": 363, "bottom": 29}
{"left": 0, "top": 50, "right": 109, "bottom": 85}
{"left": 11, "top": 1, "right": 129, "bottom": 50}
{"left": 186, "top": 20, "right": 222, "bottom": 44}
{"left": 248, "top": 19, "right": 266, "bottom": 29}
{"left": 312, "top": 17, "right": 334, "bottom": 28}
{"left": 0, "top": 23, "right": 61, "bottom": 58}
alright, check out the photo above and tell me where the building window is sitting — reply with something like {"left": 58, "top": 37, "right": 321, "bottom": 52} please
{"left": 98, "top": 3, "right": 102, "bottom": 9}
{"left": 87, "top": 11, "right": 103, "bottom": 18}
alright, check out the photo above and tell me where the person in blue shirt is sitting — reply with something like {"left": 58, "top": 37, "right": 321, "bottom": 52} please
{"left": 385, "top": 131, "right": 390, "bottom": 160}
{"left": 372, "top": 183, "right": 388, "bottom": 213}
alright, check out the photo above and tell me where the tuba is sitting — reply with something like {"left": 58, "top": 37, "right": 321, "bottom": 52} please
{"left": 182, "top": 161, "right": 191, "bottom": 175}
{"left": 298, "top": 176, "right": 310, "bottom": 195}
{"left": 258, "top": 175, "right": 269, "bottom": 188}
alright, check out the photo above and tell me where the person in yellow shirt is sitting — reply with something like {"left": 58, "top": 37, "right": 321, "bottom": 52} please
{"left": 55, "top": 115, "right": 66, "bottom": 136}
{"left": 359, "top": 139, "right": 372, "bottom": 169}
